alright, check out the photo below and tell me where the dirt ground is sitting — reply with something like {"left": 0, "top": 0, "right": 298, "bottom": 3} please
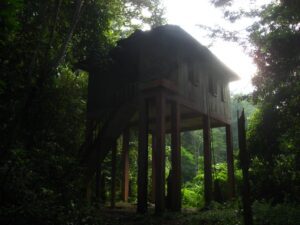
{"left": 98, "top": 202, "right": 200, "bottom": 225}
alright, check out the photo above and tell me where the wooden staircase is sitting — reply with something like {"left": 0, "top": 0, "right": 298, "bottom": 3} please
{"left": 80, "top": 88, "right": 138, "bottom": 180}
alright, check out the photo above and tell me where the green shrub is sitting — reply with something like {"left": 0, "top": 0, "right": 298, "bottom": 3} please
{"left": 187, "top": 201, "right": 242, "bottom": 225}
{"left": 0, "top": 148, "right": 101, "bottom": 225}
{"left": 182, "top": 186, "right": 204, "bottom": 208}
{"left": 181, "top": 170, "right": 205, "bottom": 208}
{"left": 253, "top": 201, "right": 300, "bottom": 225}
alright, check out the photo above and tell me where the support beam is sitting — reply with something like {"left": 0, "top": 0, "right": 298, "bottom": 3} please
{"left": 238, "top": 110, "right": 253, "bottom": 225}
{"left": 226, "top": 124, "right": 235, "bottom": 198}
{"left": 95, "top": 145, "right": 102, "bottom": 206}
{"left": 137, "top": 99, "right": 149, "bottom": 213}
{"left": 151, "top": 134, "right": 156, "bottom": 203}
{"left": 154, "top": 91, "right": 166, "bottom": 214}
{"left": 121, "top": 128, "right": 130, "bottom": 202}
{"left": 170, "top": 101, "right": 181, "bottom": 211}
{"left": 110, "top": 141, "right": 117, "bottom": 208}
{"left": 203, "top": 115, "right": 213, "bottom": 205}
{"left": 101, "top": 172, "right": 106, "bottom": 203}
{"left": 86, "top": 180, "right": 92, "bottom": 205}
{"left": 96, "top": 162, "right": 101, "bottom": 206}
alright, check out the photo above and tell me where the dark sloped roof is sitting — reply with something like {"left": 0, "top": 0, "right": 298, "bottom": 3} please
{"left": 115, "top": 24, "right": 240, "bottom": 82}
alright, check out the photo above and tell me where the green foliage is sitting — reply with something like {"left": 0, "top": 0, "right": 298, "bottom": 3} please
{"left": 181, "top": 146, "right": 197, "bottom": 182}
{"left": 205, "top": 0, "right": 300, "bottom": 220}
{"left": 0, "top": 147, "right": 101, "bottom": 225}
{"left": 181, "top": 161, "right": 242, "bottom": 208}
{"left": 249, "top": 154, "right": 300, "bottom": 203}
{"left": 243, "top": 0, "right": 300, "bottom": 204}
{"left": 183, "top": 200, "right": 300, "bottom": 225}
{"left": 230, "top": 94, "right": 257, "bottom": 149}
{"left": 182, "top": 188, "right": 203, "bottom": 208}
{"left": 128, "top": 134, "right": 138, "bottom": 201}
{"left": 180, "top": 96, "right": 256, "bottom": 168}
{"left": 211, "top": 128, "right": 226, "bottom": 163}
{"left": 182, "top": 171, "right": 204, "bottom": 208}
{"left": 191, "top": 201, "right": 242, "bottom": 225}
{"left": 252, "top": 201, "right": 300, "bottom": 225}
{"left": 247, "top": 102, "right": 300, "bottom": 202}
{"left": 0, "top": 0, "right": 23, "bottom": 39}
{"left": 0, "top": 0, "right": 165, "bottom": 223}
{"left": 0, "top": 68, "right": 90, "bottom": 224}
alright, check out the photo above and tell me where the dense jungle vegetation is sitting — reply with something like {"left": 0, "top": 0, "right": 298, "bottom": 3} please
{"left": 0, "top": 0, "right": 299, "bottom": 224}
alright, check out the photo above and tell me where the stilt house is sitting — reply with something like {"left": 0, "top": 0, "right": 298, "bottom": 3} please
{"left": 82, "top": 25, "right": 239, "bottom": 213}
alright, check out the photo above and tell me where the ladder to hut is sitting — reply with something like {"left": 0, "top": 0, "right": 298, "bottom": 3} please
{"left": 79, "top": 82, "right": 138, "bottom": 188}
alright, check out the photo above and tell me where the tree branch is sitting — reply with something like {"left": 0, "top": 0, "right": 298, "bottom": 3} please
{"left": 51, "top": 0, "right": 84, "bottom": 70}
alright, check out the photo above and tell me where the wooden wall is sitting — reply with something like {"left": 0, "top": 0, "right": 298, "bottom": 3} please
{"left": 87, "top": 34, "right": 232, "bottom": 125}
{"left": 138, "top": 46, "right": 231, "bottom": 124}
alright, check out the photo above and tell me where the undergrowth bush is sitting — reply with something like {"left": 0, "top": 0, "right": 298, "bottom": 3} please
{"left": 182, "top": 172, "right": 204, "bottom": 208}
{"left": 182, "top": 162, "right": 242, "bottom": 208}
{"left": 253, "top": 201, "right": 300, "bottom": 225}
{"left": 186, "top": 201, "right": 242, "bottom": 225}
{"left": 0, "top": 148, "right": 101, "bottom": 225}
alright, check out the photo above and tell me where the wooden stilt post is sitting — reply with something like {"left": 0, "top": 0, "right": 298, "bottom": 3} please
{"left": 154, "top": 91, "right": 166, "bottom": 214}
{"left": 101, "top": 172, "right": 106, "bottom": 203}
{"left": 151, "top": 134, "right": 156, "bottom": 203}
{"left": 203, "top": 115, "right": 213, "bottom": 206}
{"left": 96, "top": 162, "right": 101, "bottom": 206}
{"left": 86, "top": 180, "right": 92, "bottom": 204}
{"left": 85, "top": 120, "right": 95, "bottom": 205}
{"left": 238, "top": 110, "right": 253, "bottom": 225}
{"left": 137, "top": 98, "right": 148, "bottom": 213}
{"left": 110, "top": 141, "right": 117, "bottom": 208}
{"left": 84, "top": 119, "right": 94, "bottom": 150}
{"left": 226, "top": 124, "right": 235, "bottom": 198}
{"left": 122, "top": 128, "right": 130, "bottom": 202}
{"left": 170, "top": 101, "right": 181, "bottom": 211}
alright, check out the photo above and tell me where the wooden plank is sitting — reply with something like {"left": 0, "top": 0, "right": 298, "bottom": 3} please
{"left": 170, "top": 101, "right": 181, "bottom": 211}
{"left": 203, "top": 115, "right": 213, "bottom": 205}
{"left": 137, "top": 98, "right": 149, "bottom": 213}
{"left": 226, "top": 124, "right": 236, "bottom": 198}
{"left": 122, "top": 128, "right": 130, "bottom": 202}
{"left": 139, "top": 79, "right": 178, "bottom": 93}
{"left": 154, "top": 91, "right": 166, "bottom": 214}
{"left": 129, "top": 111, "right": 227, "bottom": 132}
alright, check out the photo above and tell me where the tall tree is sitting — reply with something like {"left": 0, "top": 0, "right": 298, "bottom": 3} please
{"left": 0, "top": 1, "right": 165, "bottom": 223}
{"left": 207, "top": 0, "right": 300, "bottom": 202}
{"left": 247, "top": 0, "right": 300, "bottom": 202}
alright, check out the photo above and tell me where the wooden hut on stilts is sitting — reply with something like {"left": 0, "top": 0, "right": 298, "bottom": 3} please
{"left": 81, "top": 25, "right": 239, "bottom": 214}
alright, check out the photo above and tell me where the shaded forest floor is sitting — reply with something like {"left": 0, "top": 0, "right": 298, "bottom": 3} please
{"left": 97, "top": 201, "right": 300, "bottom": 225}
{"left": 98, "top": 203, "right": 201, "bottom": 225}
